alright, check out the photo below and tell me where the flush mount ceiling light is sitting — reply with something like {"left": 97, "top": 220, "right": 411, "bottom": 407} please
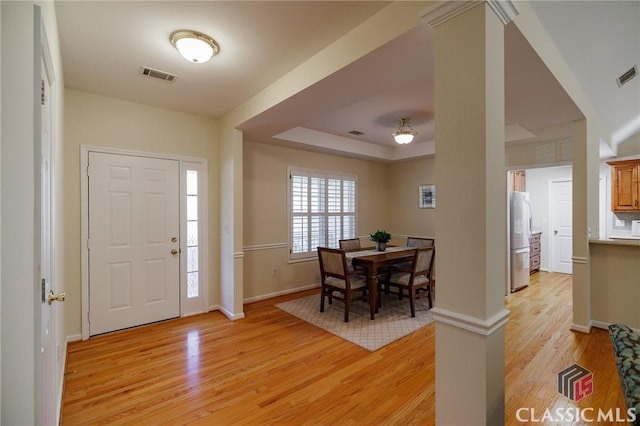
{"left": 392, "top": 118, "right": 417, "bottom": 144}
{"left": 170, "top": 30, "right": 219, "bottom": 64}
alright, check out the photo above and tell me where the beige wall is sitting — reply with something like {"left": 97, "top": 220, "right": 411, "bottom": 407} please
{"left": 590, "top": 242, "right": 640, "bottom": 329}
{"left": 63, "top": 89, "right": 220, "bottom": 337}
{"left": 617, "top": 131, "right": 640, "bottom": 158}
{"left": 242, "top": 142, "right": 441, "bottom": 300}
{"left": 243, "top": 141, "right": 396, "bottom": 299}
{"left": 388, "top": 157, "right": 436, "bottom": 238}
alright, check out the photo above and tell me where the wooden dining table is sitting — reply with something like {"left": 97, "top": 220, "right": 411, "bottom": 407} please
{"left": 345, "top": 246, "right": 416, "bottom": 320}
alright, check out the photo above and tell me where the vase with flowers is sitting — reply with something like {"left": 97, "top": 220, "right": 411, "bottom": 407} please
{"left": 370, "top": 230, "right": 391, "bottom": 251}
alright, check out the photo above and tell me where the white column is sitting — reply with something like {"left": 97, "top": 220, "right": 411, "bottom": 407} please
{"left": 570, "top": 119, "right": 598, "bottom": 332}
{"left": 422, "top": 1, "right": 518, "bottom": 423}
{"left": 219, "top": 127, "right": 245, "bottom": 320}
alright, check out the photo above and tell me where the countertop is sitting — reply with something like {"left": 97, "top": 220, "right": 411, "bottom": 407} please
{"left": 589, "top": 237, "right": 640, "bottom": 247}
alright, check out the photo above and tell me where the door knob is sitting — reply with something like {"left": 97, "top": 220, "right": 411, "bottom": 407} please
{"left": 171, "top": 249, "right": 178, "bottom": 255}
{"left": 47, "top": 290, "right": 65, "bottom": 305}
{"left": 554, "top": 230, "right": 558, "bottom": 235}
{"left": 171, "top": 237, "right": 177, "bottom": 243}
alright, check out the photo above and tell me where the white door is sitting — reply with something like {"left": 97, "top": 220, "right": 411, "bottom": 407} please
{"left": 88, "top": 153, "right": 180, "bottom": 335}
{"left": 550, "top": 180, "right": 573, "bottom": 274}
{"left": 39, "top": 55, "right": 57, "bottom": 425}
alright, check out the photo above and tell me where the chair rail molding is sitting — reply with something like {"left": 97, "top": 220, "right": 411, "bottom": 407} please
{"left": 243, "top": 242, "right": 288, "bottom": 252}
{"left": 572, "top": 256, "right": 588, "bottom": 265}
{"left": 431, "top": 306, "right": 511, "bottom": 336}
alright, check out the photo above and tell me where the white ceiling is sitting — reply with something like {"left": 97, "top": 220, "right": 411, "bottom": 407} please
{"left": 55, "top": 1, "right": 640, "bottom": 161}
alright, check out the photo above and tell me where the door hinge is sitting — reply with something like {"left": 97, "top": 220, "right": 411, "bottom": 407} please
{"left": 41, "top": 278, "right": 46, "bottom": 303}
{"left": 87, "top": 312, "right": 90, "bottom": 323}
{"left": 87, "top": 238, "right": 91, "bottom": 251}
{"left": 41, "top": 79, "right": 45, "bottom": 106}
{"left": 86, "top": 164, "right": 90, "bottom": 177}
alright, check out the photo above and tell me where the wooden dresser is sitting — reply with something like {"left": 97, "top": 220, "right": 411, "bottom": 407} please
{"left": 530, "top": 231, "right": 541, "bottom": 274}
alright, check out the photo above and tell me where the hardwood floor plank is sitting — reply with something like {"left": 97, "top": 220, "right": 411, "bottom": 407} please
{"left": 62, "top": 272, "right": 625, "bottom": 425}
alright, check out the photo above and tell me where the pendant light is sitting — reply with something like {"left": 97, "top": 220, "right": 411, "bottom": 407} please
{"left": 392, "top": 118, "right": 417, "bottom": 144}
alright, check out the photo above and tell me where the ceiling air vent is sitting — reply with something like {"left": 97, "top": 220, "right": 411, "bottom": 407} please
{"left": 616, "top": 65, "right": 638, "bottom": 87}
{"left": 349, "top": 130, "right": 364, "bottom": 136}
{"left": 140, "top": 66, "right": 177, "bottom": 83}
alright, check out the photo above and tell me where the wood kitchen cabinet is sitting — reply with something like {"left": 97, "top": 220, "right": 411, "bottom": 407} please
{"left": 530, "top": 231, "right": 541, "bottom": 274}
{"left": 608, "top": 159, "right": 640, "bottom": 211}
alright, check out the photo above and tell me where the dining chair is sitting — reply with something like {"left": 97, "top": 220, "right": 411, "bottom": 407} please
{"left": 384, "top": 246, "right": 435, "bottom": 317}
{"left": 406, "top": 236, "right": 435, "bottom": 248}
{"left": 317, "top": 247, "right": 367, "bottom": 322}
{"left": 338, "top": 238, "right": 361, "bottom": 250}
{"left": 388, "top": 236, "right": 435, "bottom": 273}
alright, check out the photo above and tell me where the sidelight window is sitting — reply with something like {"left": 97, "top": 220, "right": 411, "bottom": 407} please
{"left": 186, "top": 170, "right": 199, "bottom": 298}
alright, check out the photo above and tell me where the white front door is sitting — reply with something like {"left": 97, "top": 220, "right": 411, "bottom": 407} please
{"left": 550, "top": 179, "right": 573, "bottom": 274}
{"left": 88, "top": 152, "right": 180, "bottom": 335}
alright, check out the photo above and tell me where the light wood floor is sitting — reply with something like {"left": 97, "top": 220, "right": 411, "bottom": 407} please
{"left": 62, "top": 272, "right": 626, "bottom": 425}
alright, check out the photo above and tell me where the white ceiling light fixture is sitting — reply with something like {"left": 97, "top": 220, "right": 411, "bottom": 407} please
{"left": 170, "top": 30, "right": 219, "bottom": 64}
{"left": 392, "top": 117, "right": 417, "bottom": 144}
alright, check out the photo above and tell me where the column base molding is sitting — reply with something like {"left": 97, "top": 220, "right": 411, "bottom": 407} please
{"left": 431, "top": 306, "right": 511, "bottom": 336}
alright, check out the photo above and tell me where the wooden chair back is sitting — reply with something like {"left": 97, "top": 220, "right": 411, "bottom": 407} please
{"left": 406, "top": 236, "right": 435, "bottom": 248}
{"left": 339, "top": 238, "right": 361, "bottom": 250}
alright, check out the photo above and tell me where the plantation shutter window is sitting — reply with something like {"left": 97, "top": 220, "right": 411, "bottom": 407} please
{"left": 289, "top": 168, "right": 357, "bottom": 260}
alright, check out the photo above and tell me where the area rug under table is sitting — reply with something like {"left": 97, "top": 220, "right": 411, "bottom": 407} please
{"left": 275, "top": 293, "right": 433, "bottom": 351}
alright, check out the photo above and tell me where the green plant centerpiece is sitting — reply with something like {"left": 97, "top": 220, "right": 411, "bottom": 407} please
{"left": 370, "top": 229, "right": 391, "bottom": 251}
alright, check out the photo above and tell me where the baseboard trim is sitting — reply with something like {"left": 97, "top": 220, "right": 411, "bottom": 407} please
{"left": 66, "top": 334, "right": 82, "bottom": 343}
{"left": 570, "top": 322, "right": 592, "bottom": 333}
{"left": 431, "top": 307, "right": 511, "bottom": 336}
{"left": 244, "top": 283, "right": 320, "bottom": 305}
{"left": 218, "top": 305, "right": 245, "bottom": 321}
{"left": 590, "top": 320, "right": 609, "bottom": 330}
{"left": 590, "top": 320, "right": 640, "bottom": 334}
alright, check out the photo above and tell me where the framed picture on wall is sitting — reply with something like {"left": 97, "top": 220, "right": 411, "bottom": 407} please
{"left": 419, "top": 184, "right": 436, "bottom": 209}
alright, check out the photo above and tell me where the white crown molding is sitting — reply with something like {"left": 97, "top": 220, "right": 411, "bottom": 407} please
{"left": 421, "top": 0, "right": 519, "bottom": 28}
{"left": 431, "top": 306, "right": 511, "bottom": 336}
{"left": 420, "top": 1, "right": 477, "bottom": 28}
{"left": 486, "top": 0, "right": 519, "bottom": 25}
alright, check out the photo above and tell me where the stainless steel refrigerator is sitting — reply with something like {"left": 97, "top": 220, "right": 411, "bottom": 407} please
{"left": 510, "top": 191, "right": 531, "bottom": 292}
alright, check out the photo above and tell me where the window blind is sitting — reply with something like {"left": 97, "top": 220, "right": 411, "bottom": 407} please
{"left": 289, "top": 168, "right": 356, "bottom": 260}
